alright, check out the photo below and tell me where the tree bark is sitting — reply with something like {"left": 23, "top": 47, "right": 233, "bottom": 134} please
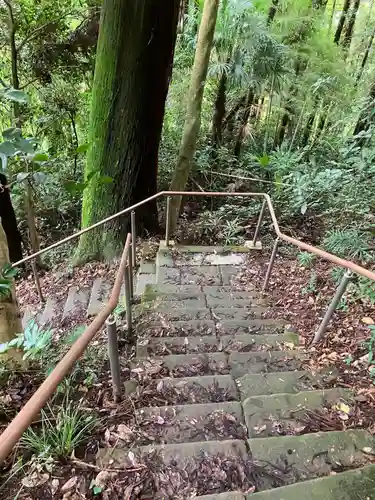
{"left": 342, "top": 0, "right": 361, "bottom": 51}
{"left": 353, "top": 82, "right": 375, "bottom": 146}
{"left": 234, "top": 88, "right": 254, "bottom": 158}
{"left": 0, "top": 222, "right": 22, "bottom": 356}
{"left": 212, "top": 71, "right": 228, "bottom": 148}
{"left": 334, "top": 0, "right": 351, "bottom": 44}
{"left": 76, "top": 0, "right": 180, "bottom": 262}
{"left": 356, "top": 26, "right": 375, "bottom": 85}
{"left": 169, "top": 0, "right": 220, "bottom": 232}
{"left": 0, "top": 175, "right": 23, "bottom": 265}
{"left": 267, "top": 0, "right": 279, "bottom": 25}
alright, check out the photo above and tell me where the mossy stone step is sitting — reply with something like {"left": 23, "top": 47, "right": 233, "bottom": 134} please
{"left": 249, "top": 430, "right": 373, "bottom": 484}
{"left": 152, "top": 375, "right": 239, "bottom": 403}
{"left": 138, "top": 332, "right": 299, "bottom": 357}
{"left": 247, "top": 464, "right": 375, "bottom": 499}
{"left": 137, "top": 320, "right": 216, "bottom": 337}
{"left": 197, "top": 493, "right": 245, "bottom": 500}
{"left": 216, "top": 319, "right": 288, "bottom": 336}
{"left": 97, "top": 439, "right": 248, "bottom": 468}
{"left": 243, "top": 388, "right": 351, "bottom": 438}
{"left": 135, "top": 401, "right": 244, "bottom": 444}
{"left": 237, "top": 370, "right": 337, "bottom": 400}
{"left": 159, "top": 352, "right": 229, "bottom": 376}
{"left": 228, "top": 350, "right": 305, "bottom": 379}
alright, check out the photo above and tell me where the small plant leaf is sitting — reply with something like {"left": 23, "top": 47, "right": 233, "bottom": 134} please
{"left": 76, "top": 143, "right": 89, "bottom": 153}
{"left": 4, "top": 89, "right": 29, "bottom": 103}
{"left": 32, "top": 152, "right": 49, "bottom": 162}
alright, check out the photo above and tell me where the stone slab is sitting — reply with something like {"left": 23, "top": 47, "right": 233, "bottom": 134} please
{"left": 153, "top": 284, "right": 202, "bottom": 293}
{"left": 62, "top": 286, "right": 90, "bottom": 320}
{"left": 97, "top": 440, "right": 248, "bottom": 468}
{"left": 237, "top": 371, "right": 321, "bottom": 400}
{"left": 161, "top": 352, "right": 229, "bottom": 375}
{"left": 243, "top": 388, "right": 352, "bottom": 438}
{"left": 87, "top": 278, "right": 111, "bottom": 316}
{"left": 137, "top": 335, "right": 220, "bottom": 357}
{"left": 139, "top": 261, "right": 156, "bottom": 274}
{"left": 248, "top": 430, "right": 373, "bottom": 479}
{"left": 247, "top": 464, "right": 375, "bottom": 499}
{"left": 157, "top": 267, "right": 181, "bottom": 285}
{"left": 135, "top": 273, "right": 156, "bottom": 296}
{"left": 181, "top": 265, "right": 222, "bottom": 286}
{"left": 203, "top": 287, "right": 257, "bottom": 297}
{"left": 207, "top": 297, "right": 267, "bottom": 308}
{"left": 221, "top": 333, "right": 299, "bottom": 352}
{"left": 136, "top": 401, "right": 244, "bottom": 444}
{"left": 197, "top": 493, "right": 245, "bottom": 500}
{"left": 154, "top": 307, "right": 212, "bottom": 321}
{"left": 216, "top": 319, "right": 288, "bottom": 336}
{"left": 137, "top": 320, "right": 216, "bottom": 337}
{"left": 174, "top": 253, "right": 247, "bottom": 267}
{"left": 229, "top": 350, "right": 305, "bottom": 378}
{"left": 212, "top": 307, "right": 267, "bottom": 321}
{"left": 40, "top": 297, "right": 60, "bottom": 326}
{"left": 153, "top": 375, "right": 239, "bottom": 403}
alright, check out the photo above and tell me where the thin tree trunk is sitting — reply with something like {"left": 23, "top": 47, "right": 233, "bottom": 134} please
{"left": 212, "top": 70, "right": 228, "bottom": 148}
{"left": 0, "top": 174, "right": 23, "bottom": 265}
{"left": 169, "top": 0, "right": 220, "bottom": 232}
{"left": 234, "top": 88, "right": 254, "bottom": 158}
{"left": 356, "top": 26, "right": 375, "bottom": 85}
{"left": 0, "top": 222, "right": 22, "bottom": 358}
{"left": 267, "top": 0, "right": 279, "bottom": 25}
{"left": 76, "top": 0, "right": 180, "bottom": 262}
{"left": 25, "top": 179, "right": 42, "bottom": 267}
{"left": 342, "top": 0, "right": 361, "bottom": 52}
{"left": 223, "top": 93, "right": 246, "bottom": 142}
{"left": 334, "top": 0, "right": 351, "bottom": 44}
{"left": 328, "top": 0, "right": 338, "bottom": 34}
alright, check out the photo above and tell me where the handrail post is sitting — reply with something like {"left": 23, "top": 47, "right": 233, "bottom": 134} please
{"left": 124, "top": 262, "right": 132, "bottom": 338}
{"left": 262, "top": 238, "right": 280, "bottom": 294}
{"left": 165, "top": 196, "right": 172, "bottom": 247}
{"left": 313, "top": 269, "right": 354, "bottom": 344}
{"left": 128, "top": 245, "right": 134, "bottom": 301}
{"left": 106, "top": 315, "right": 122, "bottom": 402}
{"left": 31, "top": 260, "right": 44, "bottom": 303}
{"left": 131, "top": 211, "right": 136, "bottom": 268}
{"left": 252, "top": 200, "right": 267, "bottom": 246}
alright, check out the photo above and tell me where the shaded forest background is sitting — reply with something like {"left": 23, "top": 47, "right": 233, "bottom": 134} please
{"left": 0, "top": 0, "right": 375, "bottom": 267}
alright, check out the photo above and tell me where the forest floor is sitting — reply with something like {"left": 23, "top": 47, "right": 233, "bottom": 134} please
{"left": 1, "top": 238, "right": 375, "bottom": 498}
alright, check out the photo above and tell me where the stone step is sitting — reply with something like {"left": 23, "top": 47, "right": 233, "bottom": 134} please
{"left": 228, "top": 350, "right": 305, "bottom": 379}
{"left": 149, "top": 292, "right": 207, "bottom": 308}
{"left": 211, "top": 308, "right": 267, "bottom": 321}
{"left": 62, "top": 286, "right": 90, "bottom": 321}
{"left": 152, "top": 375, "right": 239, "bottom": 404}
{"left": 203, "top": 287, "right": 257, "bottom": 297}
{"left": 159, "top": 353, "right": 229, "bottom": 377}
{"left": 152, "top": 284, "right": 202, "bottom": 294}
{"left": 237, "top": 370, "right": 338, "bottom": 400}
{"left": 154, "top": 307, "right": 212, "bottom": 321}
{"left": 137, "top": 320, "right": 216, "bottom": 337}
{"left": 173, "top": 253, "right": 247, "bottom": 267}
{"left": 97, "top": 439, "right": 248, "bottom": 469}
{"left": 134, "top": 401, "right": 245, "bottom": 444}
{"left": 216, "top": 319, "right": 288, "bottom": 336}
{"left": 87, "top": 278, "right": 111, "bottom": 316}
{"left": 248, "top": 464, "right": 375, "bottom": 499}
{"left": 243, "top": 387, "right": 351, "bottom": 438}
{"left": 138, "top": 333, "right": 299, "bottom": 357}
{"left": 196, "top": 494, "right": 245, "bottom": 500}
{"left": 248, "top": 430, "right": 374, "bottom": 489}
{"left": 207, "top": 296, "right": 267, "bottom": 308}
{"left": 159, "top": 243, "right": 253, "bottom": 254}
{"left": 22, "top": 305, "right": 41, "bottom": 329}
{"left": 135, "top": 263, "right": 156, "bottom": 296}
{"left": 39, "top": 297, "right": 60, "bottom": 326}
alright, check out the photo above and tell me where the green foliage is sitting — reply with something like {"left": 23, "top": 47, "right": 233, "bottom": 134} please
{"left": 297, "top": 251, "right": 315, "bottom": 268}
{"left": 0, "top": 263, "right": 18, "bottom": 298}
{"left": 0, "top": 320, "right": 52, "bottom": 360}
{"left": 21, "top": 399, "right": 98, "bottom": 459}
{"left": 322, "top": 229, "right": 372, "bottom": 261}
{"left": 301, "top": 271, "right": 317, "bottom": 295}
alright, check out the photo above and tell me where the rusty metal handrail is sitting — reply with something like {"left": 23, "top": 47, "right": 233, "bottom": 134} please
{"left": 0, "top": 234, "right": 132, "bottom": 462}
{"left": 2, "top": 190, "right": 375, "bottom": 462}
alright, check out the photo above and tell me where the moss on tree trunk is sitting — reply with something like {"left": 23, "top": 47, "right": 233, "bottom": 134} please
{"left": 76, "top": 0, "right": 180, "bottom": 262}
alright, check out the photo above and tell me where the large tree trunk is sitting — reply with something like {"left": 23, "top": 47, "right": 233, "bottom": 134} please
{"left": 334, "top": 0, "right": 351, "bottom": 44}
{"left": 342, "top": 0, "right": 361, "bottom": 51}
{"left": 169, "top": 0, "right": 220, "bottom": 232}
{"left": 76, "top": 0, "right": 180, "bottom": 262}
{"left": 353, "top": 82, "right": 375, "bottom": 146}
{"left": 0, "top": 223, "right": 22, "bottom": 356}
{"left": 356, "top": 26, "right": 375, "bottom": 85}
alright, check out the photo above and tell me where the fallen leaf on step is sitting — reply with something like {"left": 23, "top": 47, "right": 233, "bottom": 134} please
{"left": 362, "top": 447, "right": 375, "bottom": 455}
{"left": 61, "top": 477, "right": 78, "bottom": 492}
{"left": 22, "top": 472, "right": 49, "bottom": 488}
{"left": 362, "top": 317, "right": 374, "bottom": 325}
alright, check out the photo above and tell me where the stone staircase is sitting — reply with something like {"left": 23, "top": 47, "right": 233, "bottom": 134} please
{"left": 23, "top": 242, "right": 375, "bottom": 498}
